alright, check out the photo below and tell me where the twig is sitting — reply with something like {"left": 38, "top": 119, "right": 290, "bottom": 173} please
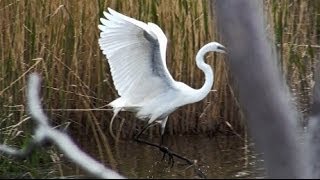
{"left": 0, "top": 58, "right": 42, "bottom": 96}
{"left": 0, "top": 73, "right": 125, "bottom": 179}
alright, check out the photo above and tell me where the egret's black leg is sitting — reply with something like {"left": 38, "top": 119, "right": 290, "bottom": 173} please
{"left": 160, "top": 134, "right": 167, "bottom": 161}
{"left": 133, "top": 123, "right": 206, "bottom": 178}
{"left": 134, "top": 122, "right": 194, "bottom": 166}
{"left": 134, "top": 122, "right": 155, "bottom": 141}
{"left": 160, "top": 133, "right": 165, "bottom": 146}
{"left": 158, "top": 126, "right": 175, "bottom": 166}
{"left": 134, "top": 122, "right": 165, "bottom": 149}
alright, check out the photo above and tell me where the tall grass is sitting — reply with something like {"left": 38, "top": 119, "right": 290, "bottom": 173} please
{"left": 0, "top": 0, "right": 238, "bottom": 176}
{"left": 0, "top": 0, "right": 239, "bottom": 142}
{"left": 1, "top": 0, "right": 318, "bottom": 142}
{"left": 1, "top": 0, "right": 319, "bottom": 177}
{"left": 267, "top": 0, "right": 320, "bottom": 123}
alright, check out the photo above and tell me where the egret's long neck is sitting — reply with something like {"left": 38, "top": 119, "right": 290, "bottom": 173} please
{"left": 193, "top": 44, "right": 214, "bottom": 102}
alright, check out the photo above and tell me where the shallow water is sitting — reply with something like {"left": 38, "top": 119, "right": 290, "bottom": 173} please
{"left": 0, "top": 133, "right": 266, "bottom": 179}
{"left": 97, "top": 135, "right": 266, "bottom": 179}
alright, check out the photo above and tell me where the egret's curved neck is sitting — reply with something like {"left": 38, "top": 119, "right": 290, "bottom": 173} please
{"left": 193, "top": 44, "right": 214, "bottom": 102}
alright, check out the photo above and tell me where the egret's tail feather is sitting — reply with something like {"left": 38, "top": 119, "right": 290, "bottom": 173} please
{"left": 109, "top": 108, "right": 121, "bottom": 141}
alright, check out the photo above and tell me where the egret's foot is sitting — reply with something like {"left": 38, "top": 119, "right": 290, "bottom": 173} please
{"left": 134, "top": 132, "right": 206, "bottom": 178}
{"left": 135, "top": 138, "right": 207, "bottom": 178}
{"left": 159, "top": 146, "right": 174, "bottom": 168}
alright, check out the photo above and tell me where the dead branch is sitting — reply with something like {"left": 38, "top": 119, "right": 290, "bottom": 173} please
{"left": 0, "top": 73, "right": 125, "bottom": 179}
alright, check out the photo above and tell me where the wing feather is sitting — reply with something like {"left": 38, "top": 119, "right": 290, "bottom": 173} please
{"left": 98, "top": 8, "right": 176, "bottom": 104}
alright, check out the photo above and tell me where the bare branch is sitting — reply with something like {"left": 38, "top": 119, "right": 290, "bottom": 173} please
{"left": 215, "top": 1, "right": 307, "bottom": 178}
{"left": 27, "top": 74, "right": 50, "bottom": 127}
{"left": 0, "top": 72, "right": 125, "bottom": 179}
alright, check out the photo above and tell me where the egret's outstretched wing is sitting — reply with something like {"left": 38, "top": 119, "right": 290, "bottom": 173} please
{"left": 98, "top": 8, "right": 176, "bottom": 104}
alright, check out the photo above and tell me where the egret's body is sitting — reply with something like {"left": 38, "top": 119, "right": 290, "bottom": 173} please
{"left": 98, "top": 8, "right": 226, "bottom": 137}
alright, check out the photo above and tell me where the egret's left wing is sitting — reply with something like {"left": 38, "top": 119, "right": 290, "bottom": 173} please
{"left": 98, "top": 8, "right": 176, "bottom": 104}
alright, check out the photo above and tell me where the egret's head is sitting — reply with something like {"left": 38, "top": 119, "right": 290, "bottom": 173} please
{"left": 196, "top": 41, "right": 227, "bottom": 62}
{"left": 209, "top": 42, "right": 227, "bottom": 53}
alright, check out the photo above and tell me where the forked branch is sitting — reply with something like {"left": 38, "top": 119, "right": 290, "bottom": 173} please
{"left": 0, "top": 73, "right": 125, "bottom": 179}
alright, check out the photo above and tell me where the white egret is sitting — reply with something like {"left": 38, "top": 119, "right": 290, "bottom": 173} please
{"left": 98, "top": 8, "right": 226, "bottom": 165}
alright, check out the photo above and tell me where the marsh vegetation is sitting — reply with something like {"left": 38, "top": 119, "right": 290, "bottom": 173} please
{"left": 0, "top": 0, "right": 319, "bottom": 178}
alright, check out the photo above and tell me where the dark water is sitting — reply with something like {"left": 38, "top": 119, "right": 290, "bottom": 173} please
{"left": 2, "top": 134, "right": 265, "bottom": 179}
{"left": 1, "top": 132, "right": 265, "bottom": 179}
{"left": 101, "top": 135, "right": 266, "bottom": 179}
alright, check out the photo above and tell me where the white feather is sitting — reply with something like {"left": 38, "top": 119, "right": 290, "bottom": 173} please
{"left": 97, "top": 8, "right": 226, "bottom": 139}
{"left": 98, "top": 8, "right": 176, "bottom": 107}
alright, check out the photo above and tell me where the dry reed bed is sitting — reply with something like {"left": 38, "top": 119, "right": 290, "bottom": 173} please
{"left": 0, "top": 0, "right": 320, "bottom": 177}
{"left": 0, "top": 0, "right": 237, "bottom": 167}
{"left": 0, "top": 0, "right": 319, "bottom": 168}
{"left": 268, "top": 0, "right": 320, "bottom": 121}
{"left": 0, "top": 0, "right": 237, "bottom": 142}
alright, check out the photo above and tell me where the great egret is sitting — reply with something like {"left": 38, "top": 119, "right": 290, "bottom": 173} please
{"left": 98, "top": 7, "right": 226, "bottom": 164}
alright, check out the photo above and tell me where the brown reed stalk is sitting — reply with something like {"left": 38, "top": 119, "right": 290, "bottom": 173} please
{"left": 1, "top": 0, "right": 319, "bottom": 177}
{"left": 0, "top": 2, "right": 244, "bottom": 164}
{"left": 267, "top": 0, "right": 320, "bottom": 121}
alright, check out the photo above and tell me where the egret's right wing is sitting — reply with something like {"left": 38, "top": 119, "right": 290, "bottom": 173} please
{"left": 98, "top": 8, "right": 176, "bottom": 104}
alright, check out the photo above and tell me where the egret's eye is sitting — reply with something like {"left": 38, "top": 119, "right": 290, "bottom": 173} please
{"left": 217, "top": 46, "right": 227, "bottom": 52}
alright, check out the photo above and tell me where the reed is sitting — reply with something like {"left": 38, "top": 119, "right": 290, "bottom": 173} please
{"left": 1, "top": 0, "right": 319, "bottom": 177}
{"left": 267, "top": 0, "right": 320, "bottom": 122}
{"left": 2, "top": 0, "right": 317, "bottom": 139}
{"left": 0, "top": 0, "right": 239, "bottom": 143}
{"left": 0, "top": 0, "right": 238, "bottom": 176}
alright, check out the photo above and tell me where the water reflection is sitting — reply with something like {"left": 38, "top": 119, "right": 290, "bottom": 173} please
{"left": 108, "top": 135, "right": 266, "bottom": 179}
